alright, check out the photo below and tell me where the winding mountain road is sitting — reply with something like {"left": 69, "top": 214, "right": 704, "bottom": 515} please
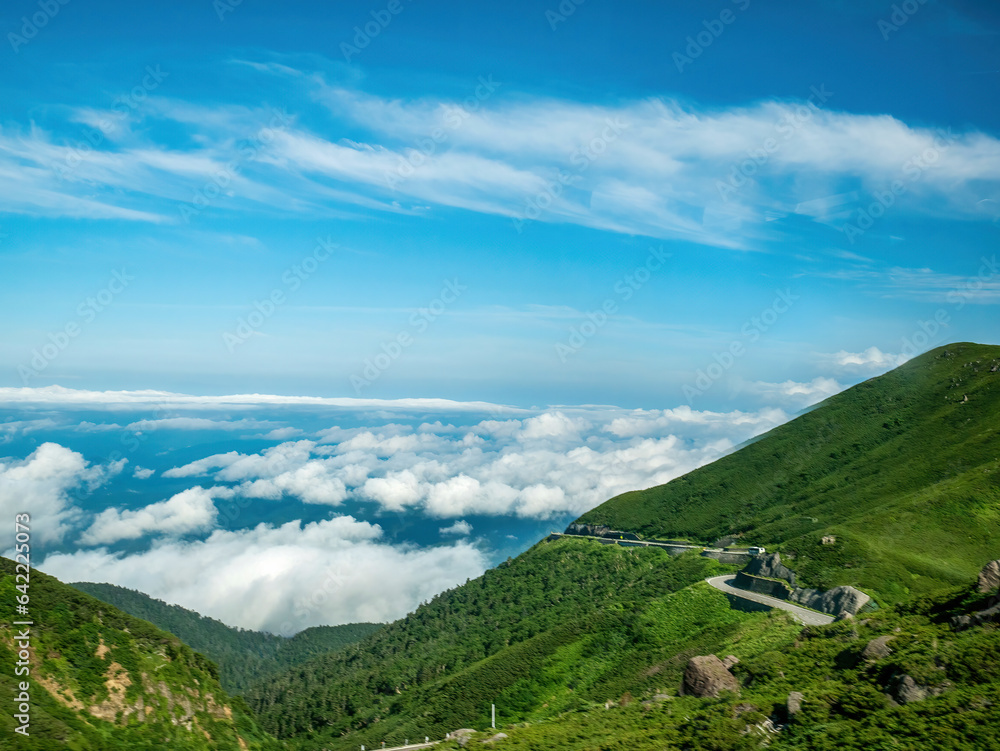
{"left": 706, "top": 575, "right": 835, "bottom": 626}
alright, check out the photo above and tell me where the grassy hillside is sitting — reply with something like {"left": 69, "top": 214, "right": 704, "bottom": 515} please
{"left": 0, "top": 558, "right": 282, "bottom": 751}
{"left": 428, "top": 581, "right": 1000, "bottom": 751}
{"left": 578, "top": 342, "right": 1000, "bottom": 602}
{"left": 70, "top": 582, "right": 381, "bottom": 694}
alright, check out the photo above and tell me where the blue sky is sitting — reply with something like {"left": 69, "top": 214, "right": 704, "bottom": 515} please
{"left": 2, "top": 0, "right": 999, "bottom": 631}
{"left": 1, "top": 0, "right": 998, "bottom": 408}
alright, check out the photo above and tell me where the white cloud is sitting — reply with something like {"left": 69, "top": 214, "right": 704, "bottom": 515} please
{"left": 439, "top": 520, "right": 472, "bottom": 536}
{"left": 257, "top": 427, "right": 305, "bottom": 440}
{"left": 738, "top": 377, "right": 845, "bottom": 410}
{"left": 133, "top": 466, "right": 155, "bottom": 479}
{"left": 41, "top": 517, "right": 488, "bottom": 633}
{"left": 0, "top": 385, "right": 518, "bottom": 414}
{"left": 159, "top": 405, "right": 790, "bottom": 520}
{"left": 165, "top": 441, "right": 349, "bottom": 506}
{"left": 123, "top": 417, "right": 281, "bottom": 431}
{"left": 0, "top": 443, "right": 125, "bottom": 545}
{"left": 3, "top": 76, "right": 999, "bottom": 247}
{"left": 80, "top": 486, "right": 221, "bottom": 546}
{"left": 823, "top": 347, "right": 911, "bottom": 373}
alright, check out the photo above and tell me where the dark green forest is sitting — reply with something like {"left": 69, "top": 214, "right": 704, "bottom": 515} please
{"left": 70, "top": 582, "right": 380, "bottom": 694}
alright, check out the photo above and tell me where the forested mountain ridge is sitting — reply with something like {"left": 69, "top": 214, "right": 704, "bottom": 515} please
{"left": 70, "top": 581, "right": 381, "bottom": 694}
{"left": 0, "top": 557, "right": 282, "bottom": 751}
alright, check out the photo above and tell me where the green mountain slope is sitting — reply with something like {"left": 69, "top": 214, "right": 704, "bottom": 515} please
{"left": 243, "top": 343, "right": 1000, "bottom": 751}
{"left": 70, "top": 582, "right": 381, "bottom": 694}
{"left": 578, "top": 342, "right": 1000, "bottom": 602}
{"left": 245, "top": 541, "right": 735, "bottom": 746}
{"left": 428, "top": 581, "right": 1000, "bottom": 751}
{"left": 0, "top": 558, "right": 281, "bottom": 751}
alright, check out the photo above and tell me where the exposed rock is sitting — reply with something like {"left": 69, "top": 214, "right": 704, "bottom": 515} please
{"left": 744, "top": 553, "right": 797, "bottom": 586}
{"left": 862, "top": 635, "right": 895, "bottom": 661}
{"left": 835, "top": 611, "right": 854, "bottom": 622}
{"left": 887, "top": 674, "right": 929, "bottom": 705}
{"left": 977, "top": 560, "right": 1000, "bottom": 594}
{"left": 792, "top": 585, "right": 870, "bottom": 616}
{"left": 732, "top": 702, "right": 758, "bottom": 718}
{"left": 787, "top": 691, "right": 804, "bottom": 717}
{"left": 681, "top": 655, "right": 740, "bottom": 698}
{"left": 722, "top": 655, "right": 740, "bottom": 669}
{"left": 447, "top": 729, "right": 477, "bottom": 740}
{"left": 482, "top": 732, "right": 508, "bottom": 744}
{"left": 564, "top": 522, "right": 612, "bottom": 538}
{"left": 952, "top": 598, "right": 1000, "bottom": 630}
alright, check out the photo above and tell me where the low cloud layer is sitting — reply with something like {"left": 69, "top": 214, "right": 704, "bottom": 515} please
{"left": 41, "top": 517, "right": 487, "bottom": 633}
{"left": 161, "top": 406, "right": 792, "bottom": 520}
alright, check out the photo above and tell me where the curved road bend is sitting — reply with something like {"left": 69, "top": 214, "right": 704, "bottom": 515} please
{"left": 706, "top": 576, "right": 835, "bottom": 626}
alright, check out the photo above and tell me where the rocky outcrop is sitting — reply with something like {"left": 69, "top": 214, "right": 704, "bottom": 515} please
{"left": 952, "top": 596, "right": 1000, "bottom": 631}
{"left": 681, "top": 655, "right": 740, "bottom": 698}
{"left": 482, "top": 733, "right": 508, "bottom": 744}
{"left": 787, "top": 691, "right": 804, "bottom": 717}
{"left": 564, "top": 522, "right": 613, "bottom": 537}
{"left": 790, "top": 585, "right": 870, "bottom": 616}
{"left": 744, "top": 553, "right": 797, "bottom": 586}
{"left": 887, "top": 674, "right": 929, "bottom": 705}
{"left": 862, "top": 635, "right": 895, "bottom": 661}
{"left": 447, "top": 729, "right": 477, "bottom": 747}
{"left": 978, "top": 560, "right": 1000, "bottom": 594}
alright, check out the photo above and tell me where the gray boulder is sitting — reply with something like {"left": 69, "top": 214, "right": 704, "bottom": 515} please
{"left": 977, "top": 560, "right": 1000, "bottom": 594}
{"left": 862, "top": 635, "right": 895, "bottom": 661}
{"left": 818, "top": 586, "right": 870, "bottom": 616}
{"left": 887, "top": 674, "right": 929, "bottom": 705}
{"left": 787, "top": 691, "right": 804, "bottom": 717}
{"left": 681, "top": 655, "right": 740, "bottom": 698}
